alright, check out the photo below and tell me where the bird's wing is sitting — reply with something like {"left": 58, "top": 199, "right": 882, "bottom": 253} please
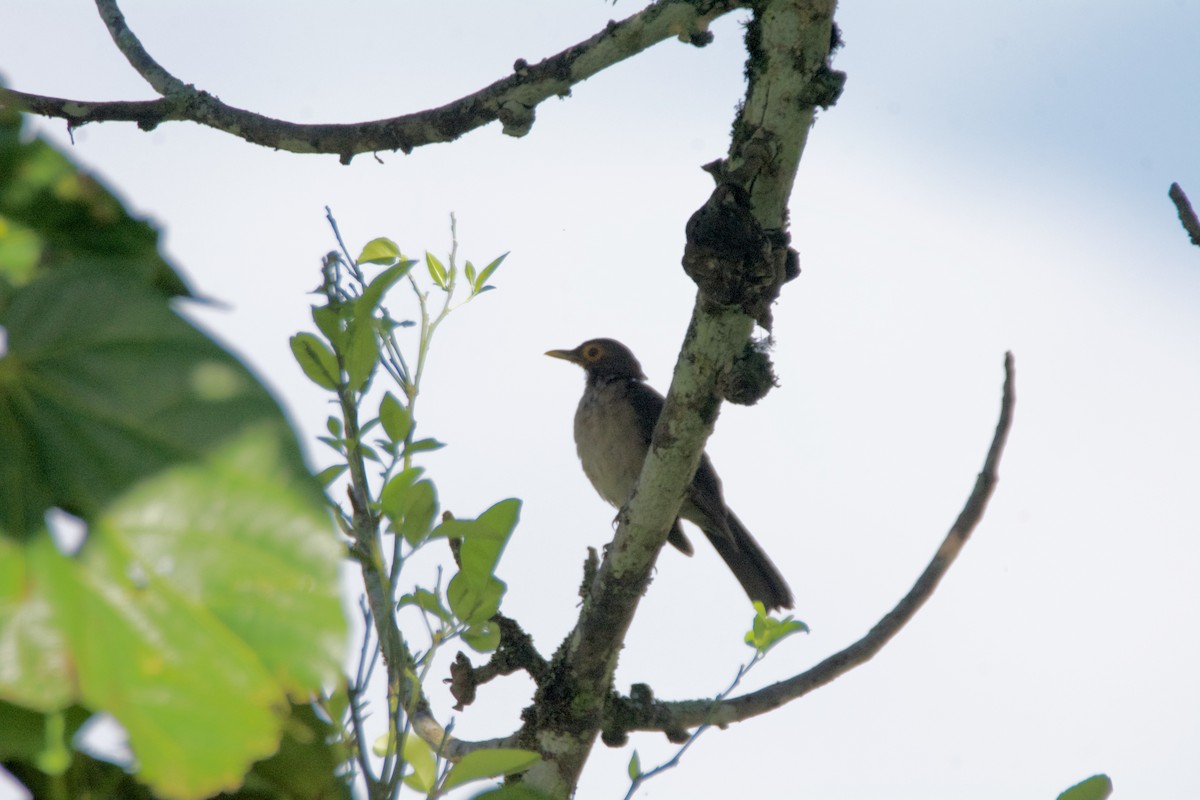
{"left": 623, "top": 380, "right": 666, "bottom": 445}
{"left": 623, "top": 380, "right": 694, "bottom": 555}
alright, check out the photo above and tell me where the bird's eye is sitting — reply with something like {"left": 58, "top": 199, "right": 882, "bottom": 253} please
{"left": 585, "top": 345, "right": 602, "bottom": 360}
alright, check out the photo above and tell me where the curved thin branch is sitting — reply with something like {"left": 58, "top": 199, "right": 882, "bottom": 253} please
{"left": 622, "top": 351, "right": 1017, "bottom": 734}
{"left": 0, "top": 0, "right": 745, "bottom": 163}
{"left": 95, "top": 0, "right": 187, "bottom": 95}
{"left": 1168, "top": 182, "right": 1200, "bottom": 247}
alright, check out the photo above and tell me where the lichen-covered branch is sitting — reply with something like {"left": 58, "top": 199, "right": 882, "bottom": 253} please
{"left": 517, "top": 2, "right": 841, "bottom": 796}
{"left": 0, "top": 0, "right": 746, "bottom": 163}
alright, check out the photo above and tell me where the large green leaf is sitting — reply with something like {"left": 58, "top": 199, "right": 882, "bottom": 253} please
{"left": 0, "top": 266, "right": 315, "bottom": 537}
{"left": 0, "top": 105, "right": 188, "bottom": 297}
{"left": 0, "top": 116, "right": 347, "bottom": 798}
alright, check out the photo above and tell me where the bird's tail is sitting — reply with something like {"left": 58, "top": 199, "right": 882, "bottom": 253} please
{"left": 707, "top": 511, "right": 794, "bottom": 611}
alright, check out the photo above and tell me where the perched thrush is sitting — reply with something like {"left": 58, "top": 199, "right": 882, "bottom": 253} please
{"left": 546, "top": 338, "right": 793, "bottom": 610}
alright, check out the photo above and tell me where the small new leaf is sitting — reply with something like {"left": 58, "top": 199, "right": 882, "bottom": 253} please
{"left": 399, "top": 588, "right": 453, "bottom": 625}
{"left": 627, "top": 750, "right": 641, "bottom": 781}
{"left": 315, "top": 464, "right": 347, "bottom": 487}
{"left": 404, "top": 437, "right": 445, "bottom": 456}
{"left": 474, "top": 252, "right": 508, "bottom": 293}
{"left": 357, "top": 237, "right": 401, "bottom": 265}
{"left": 1057, "top": 775, "right": 1113, "bottom": 800}
{"left": 744, "top": 601, "right": 808, "bottom": 655}
{"left": 426, "top": 251, "right": 448, "bottom": 290}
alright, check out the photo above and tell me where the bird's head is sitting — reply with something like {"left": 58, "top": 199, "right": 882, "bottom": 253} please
{"left": 545, "top": 338, "right": 647, "bottom": 381}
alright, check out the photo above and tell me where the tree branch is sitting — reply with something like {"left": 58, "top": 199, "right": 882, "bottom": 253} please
{"left": 0, "top": 0, "right": 746, "bottom": 163}
{"left": 518, "top": 2, "right": 840, "bottom": 795}
{"left": 95, "top": 0, "right": 187, "bottom": 95}
{"left": 1168, "top": 182, "right": 1200, "bottom": 247}
{"left": 617, "top": 351, "right": 1016, "bottom": 735}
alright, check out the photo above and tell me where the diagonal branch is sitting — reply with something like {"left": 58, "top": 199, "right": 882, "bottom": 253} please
{"left": 0, "top": 0, "right": 746, "bottom": 163}
{"left": 1168, "top": 182, "right": 1200, "bottom": 247}
{"left": 619, "top": 351, "right": 1016, "bottom": 734}
{"left": 517, "top": 2, "right": 840, "bottom": 796}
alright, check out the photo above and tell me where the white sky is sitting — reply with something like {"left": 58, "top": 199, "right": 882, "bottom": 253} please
{"left": 3, "top": 1, "right": 1199, "bottom": 798}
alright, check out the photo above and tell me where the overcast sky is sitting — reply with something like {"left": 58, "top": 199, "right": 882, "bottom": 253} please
{"left": 4, "top": 2, "right": 1199, "bottom": 798}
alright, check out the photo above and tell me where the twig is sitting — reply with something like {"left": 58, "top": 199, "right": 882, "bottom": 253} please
{"left": 1168, "top": 183, "right": 1200, "bottom": 247}
{"left": 623, "top": 653, "right": 762, "bottom": 800}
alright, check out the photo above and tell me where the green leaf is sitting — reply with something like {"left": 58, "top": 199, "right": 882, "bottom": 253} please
{"left": 0, "top": 111, "right": 188, "bottom": 297}
{"left": 0, "top": 702, "right": 75, "bottom": 762}
{"left": 0, "top": 263, "right": 346, "bottom": 797}
{"left": 426, "top": 251, "right": 448, "bottom": 290}
{"left": 311, "top": 304, "right": 347, "bottom": 351}
{"left": 405, "top": 437, "right": 446, "bottom": 456}
{"left": 1058, "top": 775, "right": 1113, "bottom": 800}
{"left": 471, "top": 786, "right": 553, "bottom": 800}
{"left": 290, "top": 332, "right": 340, "bottom": 390}
{"left": 461, "top": 620, "right": 501, "bottom": 653}
{"left": 399, "top": 480, "right": 437, "bottom": 546}
{"left": 356, "top": 237, "right": 400, "bottom": 265}
{"left": 439, "top": 501, "right": 520, "bottom": 626}
{"left": 744, "top": 601, "right": 808, "bottom": 654}
{"left": 343, "top": 316, "right": 378, "bottom": 393}
{"left": 473, "top": 252, "right": 508, "bottom": 292}
{"left": 440, "top": 748, "right": 540, "bottom": 791}
{"left": 628, "top": 750, "right": 641, "bottom": 780}
{"left": 447, "top": 574, "right": 505, "bottom": 627}
{"left": 242, "top": 701, "right": 351, "bottom": 800}
{"left": 0, "top": 216, "right": 41, "bottom": 286}
{"left": 464, "top": 259, "right": 477, "bottom": 288}
{"left": 358, "top": 259, "right": 416, "bottom": 313}
{"left": 399, "top": 588, "right": 453, "bottom": 625}
{"left": 379, "top": 392, "right": 412, "bottom": 444}
{"left": 435, "top": 499, "right": 521, "bottom": 570}
{"left": 325, "top": 416, "right": 342, "bottom": 437}
{"left": 402, "top": 733, "right": 438, "bottom": 793}
{"left": 380, "top": 469, "right": 439, "bottom": 546}
{"left": 315, "top": 464, "right": 348, "bottom": 487}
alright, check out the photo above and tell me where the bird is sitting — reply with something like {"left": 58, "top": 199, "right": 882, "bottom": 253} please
{"left": 546, "top": 337, "right": 794, "bottom": 610}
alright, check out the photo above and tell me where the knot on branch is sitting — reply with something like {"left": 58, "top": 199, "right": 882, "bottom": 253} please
{"left": 720, "top": 339, "right": 778, "bottom": 406}
{"left": 798, "top": 65, "right": 847, "bottom": 110}
{"left": 682, "top": 183, "right": 791, "bottom": 329}
{"left": 445, "top": 615, "right": 548, "bottom": 711}
{"left": 579, "top": 546, "right": 599, "bottom": 602}
{"left": 498, "top": 100, "right": 535, "bottom": 137}
{"left": 601, "top": 684, "right": 689, "bottom": 746}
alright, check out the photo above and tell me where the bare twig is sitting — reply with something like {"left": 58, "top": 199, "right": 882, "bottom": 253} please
{"left": 0, "top": 0, "right": 746, "bottom": 162}
{"left": 617, "top": 352, "right": 1017, "bottom": 734}
{"left": 1169, "top": 183, "right": 1200, "bottom": 247}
